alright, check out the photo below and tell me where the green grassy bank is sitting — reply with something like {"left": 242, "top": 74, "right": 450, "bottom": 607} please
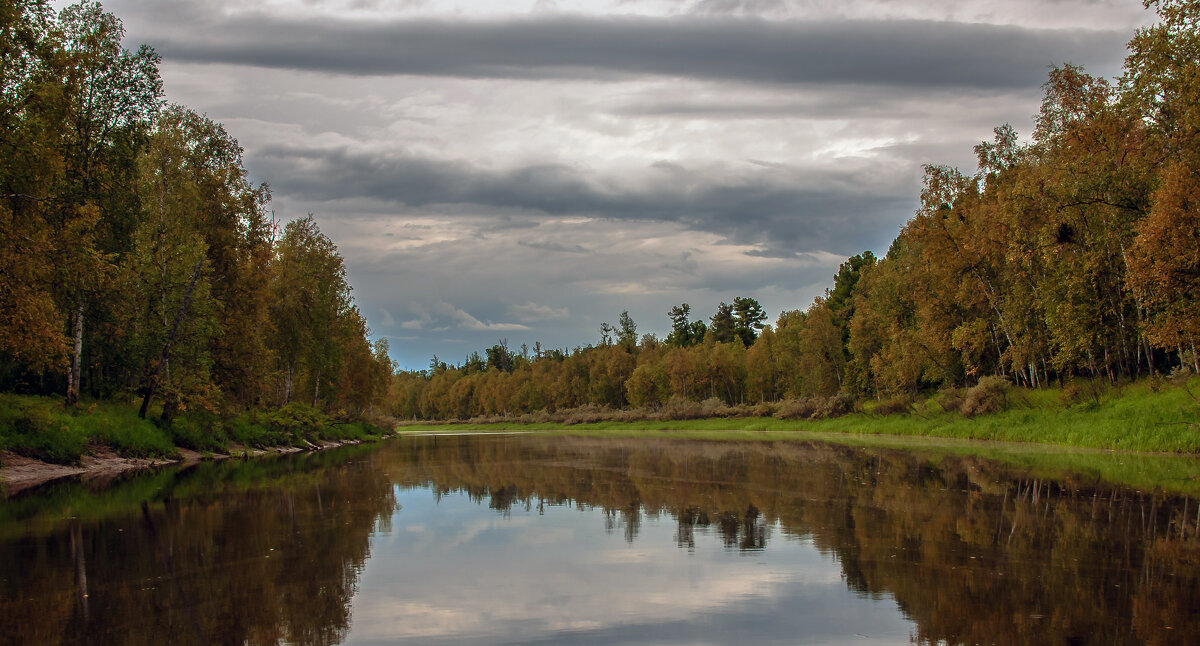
{"left": 0, "top": 393, "right": 393, "bottom": 465}
{"left": 399, "top": 377, "right": 1200, "bottom": 454}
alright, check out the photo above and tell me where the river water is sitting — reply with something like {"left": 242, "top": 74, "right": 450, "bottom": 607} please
{"left": 1, "top": 434, "right": 1197, "bottom": 645}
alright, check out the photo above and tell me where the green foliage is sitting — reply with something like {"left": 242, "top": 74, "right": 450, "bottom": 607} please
{"left": 486, "top": 340, "right": 516, "bottom": 373}
{"left": 0, "top": 395, "right": 87, "bottom": 465}
{"left": 69, "top": 403, "right": 174, "bottom": 458}
{"left": 667, "top": 304, "right": 705, "bottom": 347}
{"left": 617, "top": 310, "right": 637, "bottom": 349}
{"left": 257, "top": 402, "right": 332, "bottom": 446}
{"left": 225, "top": 414, "right": 280, "bottom": 447}
{"left": 708, "top": 302, "right": 737, "bottom": 344}
{"left": 732, "top": 296, "right": 767, "bottom": 346}
{"left": 626, "top": 362, "right": 669, "bottom": 407}
{"left": 166, "top": 413, "right": 228, "bottom": 453}
{"left": 0, "top": 395, "right": 180, "bottom": 462}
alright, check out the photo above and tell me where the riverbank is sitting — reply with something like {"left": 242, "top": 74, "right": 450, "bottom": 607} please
{"left": 0, "top": 393, "right": 396, "bottom": 493}
{"left": 0, "top": 438, "right": 378, "bottom": 495}
{"left": 398, "top": 376, "right": 1200, "bottom": 453}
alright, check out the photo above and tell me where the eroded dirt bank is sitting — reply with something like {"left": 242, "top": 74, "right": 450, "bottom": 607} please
{"left": 0, "top": 440, "right": 362, "bottom": 496}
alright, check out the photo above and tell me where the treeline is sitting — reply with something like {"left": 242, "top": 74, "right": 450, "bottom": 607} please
{"left": 0, "top": 2, "right": 392, "bottom": 423}
{"left": 388, "top": 0, "right": 1200, "bottom": 420}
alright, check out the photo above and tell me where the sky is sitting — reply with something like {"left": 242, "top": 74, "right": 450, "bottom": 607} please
{"left": 84, "top": 0, "right": 1153, "bottom": 370}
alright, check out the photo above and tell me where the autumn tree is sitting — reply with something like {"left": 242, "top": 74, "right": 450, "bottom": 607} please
{"left": 1128, "top": 163, "right": 1200, "bottom": 371}
{"left": 0, "top": 0, "right": 64, "bottom": 373}
{"left": 54, "top": 0, "right": 162, "bottom": 404}
{"left": 125, "top": 107, "right": 220, "bottom": 420}
{"left": 1125, "top": 0, "right": 1200, "bottom": 371}
{"left": 269, "top": 215, "right": 352, "bottom": 407}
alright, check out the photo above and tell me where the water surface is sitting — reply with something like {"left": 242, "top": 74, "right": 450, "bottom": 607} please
{"left": 1, "top": 435, "right": 1197, "bottom": 645}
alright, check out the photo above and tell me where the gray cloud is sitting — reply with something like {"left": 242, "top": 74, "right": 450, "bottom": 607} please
{"left": 403, "top": 301, "right": 531, "bottom": 332}
{"left": 252, "top": 144, "right": 909, "bottom": 254}
{"left": 689, "top": 0, "right": 791, "bottom": 16}
{"left": 510, "top": 301, "right": 570, "bottom": 322}
{"left": 518, "top": 240, "right": 590, "bottom": 254}
{"left": 148, "top": 13, "right": 1126, "bottom": 89}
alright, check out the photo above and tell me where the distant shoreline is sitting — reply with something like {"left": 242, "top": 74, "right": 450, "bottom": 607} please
{"left": 394, "top": 378, "right": 1200, "bottom": 454}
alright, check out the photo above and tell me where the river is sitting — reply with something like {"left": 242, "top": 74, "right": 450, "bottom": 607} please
{"left": 1, "top": 434, "right": 1197, "bottom": 645}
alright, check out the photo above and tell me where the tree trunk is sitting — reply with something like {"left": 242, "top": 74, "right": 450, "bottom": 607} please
{"left": 66, "top": 303, "right": 84, "bottom": 406}
{"left": 312, "top": 369, "right": 321, "bottom": 408}
{"left": 284, "top": 364, "right": 294, "bottom": 404}
{"left": 70, "top": 521, "right": 89, "bottom": 623}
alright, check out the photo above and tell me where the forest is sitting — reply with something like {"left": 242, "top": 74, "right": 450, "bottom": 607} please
{"left": 0, "top": 1, "right": 394, "bottom": 456}
{"left": 386, "top": 0, "right": 1200, "bottom": 422}
{"left": 2, "top": 0, "right": 1199, "bottom": 451}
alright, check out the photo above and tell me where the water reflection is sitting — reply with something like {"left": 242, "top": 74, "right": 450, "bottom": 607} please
{"left": 0, "top": 447, "right": 395, "bottom": 645}
{"left": 0, "top": 436, "right": 1197, "bottom": 645}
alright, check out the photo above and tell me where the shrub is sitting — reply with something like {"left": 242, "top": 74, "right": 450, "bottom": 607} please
{"left": 560, "top": 404, "right": 615, "bottom": 425}
{"left": 961, "top": 376, "right": 1012, "bottom": 417}
{"left": 659, "top": 396, "right": 705, "bottom": 420}
{"left": 1059, "top": 377, "right": 1108, "bottom": 410}
{"left": 168, "top": 413, "right": 228, "bottom": 453}
{"left": 749, "top": 401, "right": 776, "bottom": 417}
{"left": 815, "top": 393, "right": 855, "bottom": 419}
{"left": 226, "top": 414, "right": 272, "bottom": 447}
{"left": 258, "top": 403, "right": 332, "bottom": 445}
{"left": 699, "top": 398, "right": 728, "bottom": 417}
{"left": 321, "top": 420, "right": 378, "bottom": 442}
{"left": 774, "top": 398, "right": 819, "bottom": 420}
{"left": 934, "top": 388, "right": 965, "bottom": 413}
{"left": 521, "top": 409, "right": 551, "bottom": 424}
{"left": 874, "top": 395, "right": 913, "bottom": 416}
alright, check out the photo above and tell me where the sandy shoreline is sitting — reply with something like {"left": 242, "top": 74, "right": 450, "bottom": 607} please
{"left": 0, "top": 440, "right": 362, "bottom": 496}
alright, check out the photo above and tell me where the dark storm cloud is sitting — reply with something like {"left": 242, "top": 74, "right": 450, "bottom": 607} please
{"left": 150, "top": 12, "right": 1126, "bottom": 89}
{"left": 252, "top": 144, "right": 909, "bottom": 254}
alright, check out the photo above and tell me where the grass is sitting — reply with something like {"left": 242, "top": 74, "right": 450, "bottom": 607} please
{"left": 0, "top": 393, "right": 393, "bottom": 466}
{"left": 0, "top": 395, "right": 163, "bottom": 465}
{"left": 399, "top": 376, "right": 1200, "bottom": 454}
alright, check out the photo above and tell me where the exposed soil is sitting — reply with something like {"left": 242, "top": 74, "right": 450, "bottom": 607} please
{"left": 0, "top": 440, "right": 363, "bottom": 496}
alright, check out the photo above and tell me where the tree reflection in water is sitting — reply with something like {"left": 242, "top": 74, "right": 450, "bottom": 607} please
{"left": 0, "top": 448, "right": 396, "bottom": 645}
{"left": 0, "top": 435, "right": 1197, "bottom": 645}
{"left": 385, "top": 436, "right": 1200, "bottom": 645}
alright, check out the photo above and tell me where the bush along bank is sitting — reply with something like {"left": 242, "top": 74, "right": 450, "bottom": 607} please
{"left": 0, "top": 394, "right": 395, "bottom": 467}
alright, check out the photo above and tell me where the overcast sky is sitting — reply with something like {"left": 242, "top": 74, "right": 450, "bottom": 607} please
{"left": 86, "top": 0, "right": 1152, "bottom": 369}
